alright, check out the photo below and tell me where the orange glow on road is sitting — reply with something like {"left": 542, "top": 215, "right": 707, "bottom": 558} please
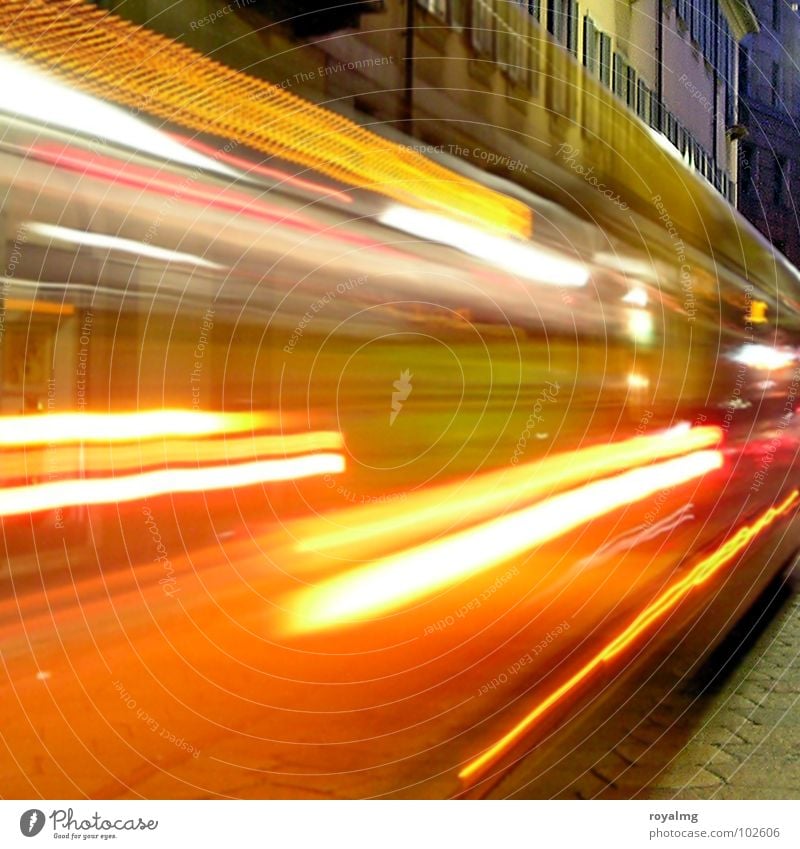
{"left": 458, "top": 490, "right": 800, "bottom": 783}
{"left": 0, "top": 410, "right": 272, "bottom": 446}
{"left": 299, "top": 426, "right": 722, "bottom": 556}
{"left": 0, "top": 453, "right": 345, "bottom": 517}
{"left": 288, "top": 450, "right": 723, "bottom": 632}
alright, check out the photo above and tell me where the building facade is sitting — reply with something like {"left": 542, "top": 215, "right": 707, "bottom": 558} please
{"left": 738, "top": 0, "right": 800, "bottom": 266}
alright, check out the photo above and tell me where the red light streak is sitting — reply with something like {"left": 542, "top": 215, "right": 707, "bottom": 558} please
{"left": 178, "top": 136, "right": 354, "bottom": 204}
{"left": 458, "top": 490, "right": 800, "bottom": 783}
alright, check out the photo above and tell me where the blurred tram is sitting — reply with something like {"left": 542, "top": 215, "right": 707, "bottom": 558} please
{"left": 2, "top": 1, "right": 800, "bottom": 799}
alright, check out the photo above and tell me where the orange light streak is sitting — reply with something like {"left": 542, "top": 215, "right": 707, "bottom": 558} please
{"left": 458, "top": 490, "right": 800, "bottom": 783}
{"left": 288, "top": 450, "right": 722, "bottom": 632}
{"left": 298, "top": 426, "right": 722, "bottom": 556}
{"left": 0, "top": 410, "right": 271, "bottom": 447}
{"left": 0, "top": 453, "right": 344, "bottom": 518}
{"left": 1, "top": 431, "right": 343, "bottom": 480}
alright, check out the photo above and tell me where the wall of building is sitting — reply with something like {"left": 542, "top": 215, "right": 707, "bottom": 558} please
{"left": 738, "top": 0, "right": 800, "bottom": 266}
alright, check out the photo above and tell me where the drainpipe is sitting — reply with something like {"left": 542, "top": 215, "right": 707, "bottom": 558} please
{"left": 403, "top": 0, "right": 414, "bottom": 131}
{"left": 656, "top": 0, "right": 664, "bottom": 130}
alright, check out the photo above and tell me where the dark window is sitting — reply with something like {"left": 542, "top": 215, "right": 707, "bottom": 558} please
{"left": 637, "top": 79, "right": 649, "bottom": 120}
{"left": 626, "top": 64, "right": 637, "bottom": 108}
{"left": 739, "top": 45, "right": 749, "bottom": 96}
{"left": 547, "top": 0, "right": 565, "bottom": 42}
{"left": 599, "top": 32, "right": 612, "bottom": 87}
{"left": 775, "top": 155, "right": 787, "bottom": 204}
{"left": 582, "top": 16, "right": 597, "bottom": 73}
{"left": 773, "top": 0, "right": 781, "bottom": 29}
{"left": 650, "top": 89, "right": 660, "bottom": 128}
{"left": 772, "top": 61, "right": 781, "bottom": 108}
{"left": 740, "top": 142, "right": 755, "bottom": 194}
{"left": 613, "top": 52, "right": 626, "bottom": 98}
{"left": 565, "top": 0, "right": 578, "bottom": 55}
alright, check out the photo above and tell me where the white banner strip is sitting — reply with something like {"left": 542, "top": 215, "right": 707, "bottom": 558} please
{"left": 1, "top": 800, "right": 797, "bottom": 848}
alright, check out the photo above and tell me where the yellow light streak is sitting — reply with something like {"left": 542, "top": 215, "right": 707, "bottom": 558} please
{"left": 0, "top": 410, "right": 271, "bottom": 447}
{"left": 288, "top": 450, "right": 722, "bottom": 633}
{"left": 298, "top": 426, "right": 722, "bottom": 556}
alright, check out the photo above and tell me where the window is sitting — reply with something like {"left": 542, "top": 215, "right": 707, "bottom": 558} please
{"left": 498, "top": 8, "right": 526, "bottom": 83}
{"left": 583, "top": 16, "right": 597, "bottom": 73}
{"left": 775, "top": 155, "right": 787, "bottom": 205}
{"left": 740, "top": 142, "right": 756, "bottom": 194}
{"left": 471, "top": 0, "right": 494, "bottom": 56}
{"left": 773, "top": 0, "right": 781, "bottom": 29}
{"left": 599, "top": 32, "right": 611, "bottom": 88}
{"left": 527, "top": 0, "right": 541, "bottom": 19}
{"left": 547, "top": 0, "right": 566, "bottom": 44}
{"left": 650, "top": 89, "right": 660, "bottom": 128}
{"left": 613, "top": 52, "right": 626, "bottom": 98}
{"left": 451, "top": 0, "right": 468, "bottom": 27}
{"left": 637, "top": 79, "right": 650, "bottom": 120}
{"left": 739, "top": 45, "right": 749, "bottom": 97}
{"left": 418, "top": 0, "right": 447, "bottom": 17}
{"left": 771, "top": 61, "right": 782, "bottom": 108}
{"left": 583, "top": 15, "right": 597, "bottom": 71}
{"left": 565, "top": 0, "right": 578, "bottom": 56}
{"left": 626, "top": 65, "right": 637, "bottom": 109}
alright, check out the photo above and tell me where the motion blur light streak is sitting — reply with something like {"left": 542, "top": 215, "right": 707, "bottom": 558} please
{"left": 27, "top": 222, "right": 226, "bottom": 271}
{"left": 627, "top": 309, "right": 654, "bottom": 343}
{"left": 1, "top": 432, "right": 344, "bottom": 480}
{"left": 622, "top": 287, "right": 649, "bottom": 307}
{"left": 179, "top": 136, "right": 354, "bottom": 205}
{"left": 731, "top": 344, "right": 796, "bottom": 370}
{"left": 298, "top": 426, "right": 722, "bottom": 555}
{"left": 379, "top": 206, "right": 589, "bottom": 287}
{"left": 0, "top": 1, "right": 531, "bottom": 238}
{"left": 288, "top": 450, "right": 722, "bottom": 632}
{"left": 0, "top": 454, "right": 345, "bottom": 518}
{"left": 0, "top": 411, "right": 272, "bottom": 446}
{"left": 0, "top": 51, "right": 237, "bottom": 178}
{"left": 458, "top": 490, "right": 800, "bottom": 783}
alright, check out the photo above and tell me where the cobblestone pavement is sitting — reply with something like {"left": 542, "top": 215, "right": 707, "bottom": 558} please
{"left": 494, "top": 566, "right": 800, "bottom": 799}
{"left": 635, "top": 567, "right": 800, "bottom": 800}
